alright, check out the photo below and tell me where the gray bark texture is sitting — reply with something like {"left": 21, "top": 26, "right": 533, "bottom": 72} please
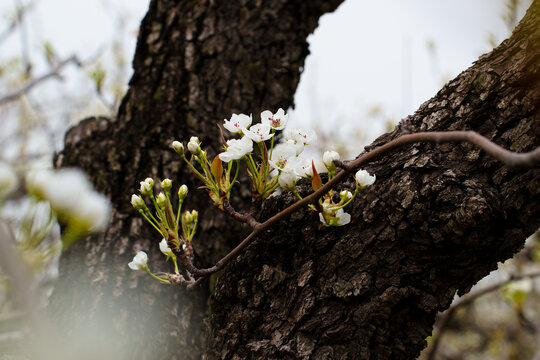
{"left": 50, "top": 1, "right": 539, "bottom": 359}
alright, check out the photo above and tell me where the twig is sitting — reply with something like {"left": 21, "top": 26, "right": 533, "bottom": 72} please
{"left": 221, "top": 198, "right": 260, "bottom": 228}
{"left": 187, "top": 130, "right": 540, "bottom": 288}
{"left": 426, "top": 271, "right": 540, "bottom": 360}
{"left": 0, "top": 55, "right": 82, "bottom": 105}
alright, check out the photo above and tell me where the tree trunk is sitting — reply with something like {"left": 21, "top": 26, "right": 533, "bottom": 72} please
{"left": 51, "top": 1, "right": 539, "bottom": 359}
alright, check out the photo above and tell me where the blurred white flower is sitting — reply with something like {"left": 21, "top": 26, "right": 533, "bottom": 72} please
{"left": 219, "top": 136, "right": 253, "bottom": 162}
{"left": 128, "top": 251, "right": 148, "bottom": 271}
{"left": 261, "top": 108, "right": 288, "bottom": 130}
{"left": 26, "top": 168, "right": 111, "bottom": 233}
{"left": 223, "top": 113, "right": 252, "bottom": 134}
{"left": 71, "top": 191, "right": 111, "bottom": 231}
{"left": 355, "top": 169, "right": 376, "bottom": 187}
{"left": 0, "top": 162, "right": 18, "bottom": 197}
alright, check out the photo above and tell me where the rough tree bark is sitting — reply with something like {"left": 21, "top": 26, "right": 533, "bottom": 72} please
{"left": 50, "top": 1, "right": 539, "bottom": 359}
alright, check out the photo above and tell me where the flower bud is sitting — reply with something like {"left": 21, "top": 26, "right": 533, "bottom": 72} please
{"left": 156, "top": 192, "right": 167, "bottom": 208}
{"left": 171, "top": 141, "right": 184, "bottom": 155}
{"left": 184, "top": 211, "right": 193, "bottom": 224}
{"left": 139, "top": 181, "right": 153, "bottom": 195}
{"left": 322, "top": 150, "right": 340, "bottom": 168}
{"left": 178, "top": 184, "right": 188, "bottom": 200}
{"left": 187, "top": 136, "right": 201, "bottom": 155}
{"left": 144, "top": 177, "right": 154, "bottom": 187}
{"left": 131, "top": 194, "right": 145, "bottom": 209}
{"left": 339, "top": 190, "right": 353, "bottom": 202}
{"left": 159, "top": 238, "right": 174, "bottom": 257}
{"left": 190, "top": 210, "right": 198, "bottom": 222}
{"left": 128, "top": 251, "right": 148, "bottom": 271}
{"left": 161, "top": 178, "right": 172, "bottom": 191}
{"left": 355, "top": 169, "right": 376, "bottom": 187}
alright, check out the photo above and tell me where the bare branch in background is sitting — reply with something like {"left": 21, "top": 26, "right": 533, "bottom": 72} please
{"left": 0, "top": 55, "right": 82, "bottom": 105}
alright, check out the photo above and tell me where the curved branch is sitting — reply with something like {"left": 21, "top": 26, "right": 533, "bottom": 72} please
{"left": 186, "top": 130, "right": 539, "bottom": 288}
{"left": 0, "top": 55, "right": 81, "bottom": 105}
{"left": 426, "top": 270, "right": 540, "bottom": 360}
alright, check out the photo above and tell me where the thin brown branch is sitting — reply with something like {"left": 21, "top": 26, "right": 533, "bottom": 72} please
{"left": 188, "top": 130, "right": 540, "bottom": 286}
{"left": 0, "top": 55, "right": 82, "bottom": 105}
{"left": 221, "top": 198, "right": 260, "bottom": 228}
{"left": 426, "top": 271, "right": 540, "bottom": 360}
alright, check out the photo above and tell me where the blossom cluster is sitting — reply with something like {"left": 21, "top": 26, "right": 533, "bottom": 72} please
{"left": 129, "top": 177, "right": 197, "bottom": 284}
{"left": 129, "top": 109, "right": 376, "bottom": 283}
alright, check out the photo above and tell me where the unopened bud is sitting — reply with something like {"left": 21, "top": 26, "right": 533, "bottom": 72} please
{"left": 187, "top": 136, "right": 201, "bottom": 155}
{"left": 190, "top": 210, "right": 198, "bottom": 222}
{"left": 161, "top": 178, "right": 172, "bottom": 191}
{"left": 131, "top": 194, "right": 145, "bottom": 209}
{"left": 139, "top": 181, "right": 153, "bottom": 195}
{"left": 178, "top": 184, "right": 188, "bottom": 200}
{"left": 339, "top": 190, "right": 353, "bottom": 202}
{"left": 144, "top": 177, "right": 154, "bottom": 187}
{"left": 171, "top": 141, "right": 184, "bottom": 155}
{"left": 184, "top": 211, "right": 193, "bottom": 224}
{"left": 156, "top": 192, "right": 166, "bottom": 207}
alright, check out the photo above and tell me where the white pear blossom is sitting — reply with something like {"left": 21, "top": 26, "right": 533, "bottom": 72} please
{"left": 278, "top": 168, "right": 299, "bottom": 190}
{"left": 159, "top": 239, "right": 174, "bottom": 257}
{"left": 131, "top": 194, "right": 145, "bottom": 209}
{"left": 0, "top": 162, "right": 18, "bottom": 197}
{"left": 322, "top": 151, "right": 340, "bottom": 168}
{"left": 340, "top": 190, "right": 353, "bottom": 202}
{"left": 319, "top": 209, "right": 351, "bottom": 226}
{"left": 171, "top": 141, "right": 184, "bottom": 155}
{"left": 284, "top": 127, "right": 317, "bottom": 145}
{"left": 335, "top": 209, "right": 351, "bottom": 225}
{"left": 187, "top": 136, "right": 201, "bottom": 154}
{"left": 355, "top": 169, "right": 376, "bottom": 187}
{"left": 128, "top": 251, "right": 148, "bottom": 271}
{"left": 242, "top": 123, "right": 274, "bottom": 143}
{"left": 285, "top": 139, "right": 304, "bottom": 156}
{"left": 219, "top": 136, "right": 253, "bottom": 162}
{"left": 261, "top": 108, "right": 288, "bottom": 130}
{"left": 269, "top": 143, "right": 297, "bottom": 170}
{"left": 296, "top": 157, "right": 327, "bottom": 178}
{"left": 223, "top": 113, "right": 252, "bottom": 134}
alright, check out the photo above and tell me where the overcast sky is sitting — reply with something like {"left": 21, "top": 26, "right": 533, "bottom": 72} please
{"left": 0, "top": 0, "right": 530, "bottom": 155}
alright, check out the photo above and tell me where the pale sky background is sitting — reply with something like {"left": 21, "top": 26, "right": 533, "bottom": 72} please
{"left": 0, "top": 0, "right": 530, "bottom": 157}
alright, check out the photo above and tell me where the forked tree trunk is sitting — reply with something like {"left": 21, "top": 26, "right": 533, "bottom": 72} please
{"left": 51, "top": 1, "right": 539, "bottom": 359}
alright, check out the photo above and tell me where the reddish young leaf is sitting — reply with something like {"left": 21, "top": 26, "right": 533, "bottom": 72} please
{"left": 312, "top": 160, "right": 322, "bottom": 191}
{"left": 211, "top": 155, "right": 223, "bottom": 184}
